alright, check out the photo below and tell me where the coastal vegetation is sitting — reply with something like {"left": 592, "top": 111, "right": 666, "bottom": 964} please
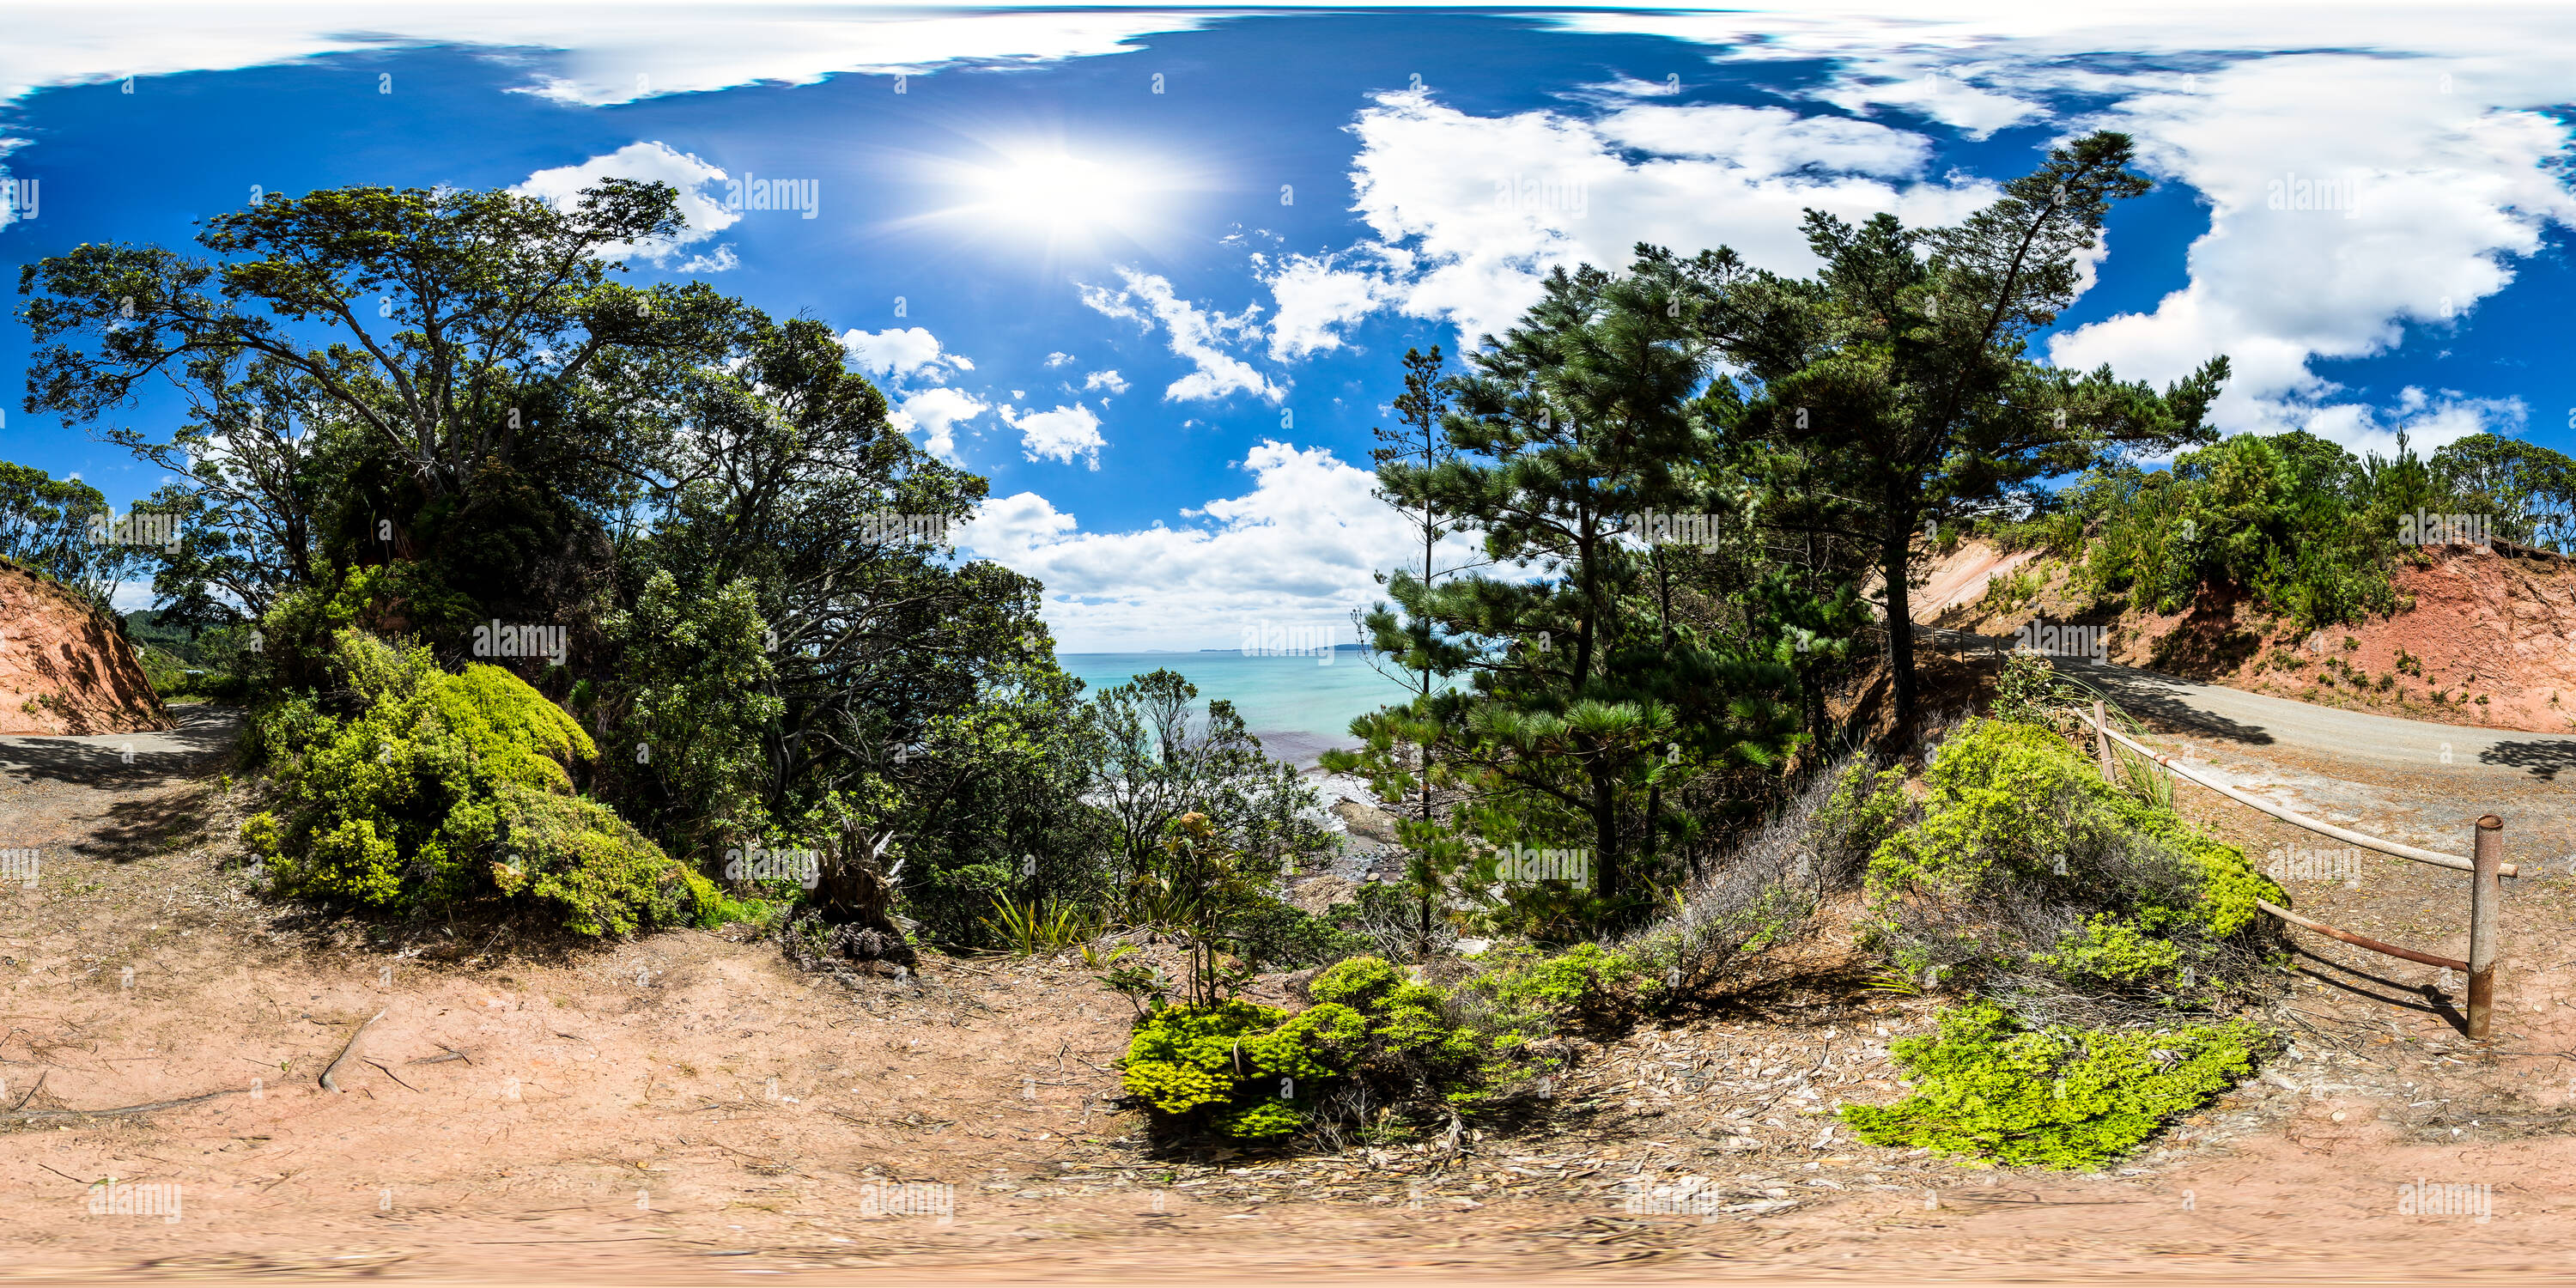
{"left": 11, "top": 130, "right": 2567, "bottom": 1168}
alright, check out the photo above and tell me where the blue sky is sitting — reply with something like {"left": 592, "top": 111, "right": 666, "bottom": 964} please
{"left": 3, "top": 3, "right": 2572, "bottom": 648}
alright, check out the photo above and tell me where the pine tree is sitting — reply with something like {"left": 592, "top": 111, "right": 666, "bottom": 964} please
{"left": 1649, "top": 131, "right": 2232, "bottom": 743}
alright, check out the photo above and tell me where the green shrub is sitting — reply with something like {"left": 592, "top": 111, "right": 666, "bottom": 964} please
{"left": 1120, "top": 998, "right": 1339, "bottom": 1139}
{"left": 1840, "top": 1001, "right": 2265, "bottom": 1168}
{"left": 2069, "top": 433, "right": 2402, "bottom": 635}
{"left": 2035, "top": 913, "right": 2185, "bottom": 986}
{"left": 135, "top": 643, "right": 196, "bottom": 700}
{"left": 1868, "top": 718, "right": 2279, "bottom": 1004}
{"left": 242, "top": 629, "right": 714, "bottom": 935}
{"left": 1117, "top": 955, "right": 1512, "bottom": 1143}
{"left": 1224, "top": 895, "right": 1371, "bottom": 970}
{"left": 1978, "top": 565, "right": 2046, "bottom": 614}
{"left": 1992, "top": 651, "right": 2081, "bottom": 729}
{"left": 981, "top": 895, "right": 1096, "bottom": 956}
{"left": 1467, "top": 942, "right": 1656, "bottom": 1028}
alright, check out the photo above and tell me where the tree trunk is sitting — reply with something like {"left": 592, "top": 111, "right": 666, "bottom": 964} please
{"left": 1589, "top": 762, "right": 1620, "bottom": 905}
{"left": 1882, "top": 493, "right": 1917, "bottom": 748}
{"left": 1643, "top": 783, "right": 1661, "bottom": 864}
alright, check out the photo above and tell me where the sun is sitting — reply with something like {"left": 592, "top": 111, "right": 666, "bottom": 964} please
{"left": 975, "top": 151, "right": 1135, "bottom": 231}
{"left": 904, "top": 137, "right": 1200, "bottom": 259}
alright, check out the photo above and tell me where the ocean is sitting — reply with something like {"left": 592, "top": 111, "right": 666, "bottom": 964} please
{"left": 1056, "top": 650, "right": 1431, "bottom": 768}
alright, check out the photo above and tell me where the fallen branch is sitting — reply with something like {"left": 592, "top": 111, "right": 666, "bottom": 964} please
{"left": 409, "top": 1045, "right": 471, "bottom": 1066}
{"left": 362, "top": 1058, "right": 421, "bottom": 1093}
{"left": 12, "top": 1067, "right": 48, "bottom": 1110}
{"left": 8, "top": 1088, "right": 242, "bottom": 1120}
{"left": 320, "top": 1009, "right": 387, "bottom": 1093}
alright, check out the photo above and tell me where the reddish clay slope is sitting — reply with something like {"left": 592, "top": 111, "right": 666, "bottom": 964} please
{"left": 2231, "top": 546, "right": 2576, "bottom": 732}
{"left": 0, "top": 559, "right": 171, "bottom": 735}
{"left": 1922, "top": 538, "right": 2576, "bottom": 734}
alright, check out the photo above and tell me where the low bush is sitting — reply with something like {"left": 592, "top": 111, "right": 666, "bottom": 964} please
{"left": 1224, "top": 895, "right": 1373, "bottom": 970}
{"left": 1808, "top": 758, "right": 1913, "bottom": 877}
{"left": 1465, "top": 942, "right": 1656, "bottom": 1031}
{"left": 1840, "top": 1001, "right": 2265, "bottom": 1168}
{"left": 1866, "top": 717, "right": 2280, "bottom": 1020}
{"left": 1454, "top": 754, "right": 1896, "bottom": 1033}
{"left": 240, "top": 630, "right": 715, "bottom": 935}
{"left": 1118, "top": 955, "right": 1531, "bottom": 1143}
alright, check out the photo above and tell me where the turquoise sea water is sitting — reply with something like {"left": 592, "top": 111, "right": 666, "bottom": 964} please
{"left": 1057, "top": 651, "right": 1426, "bottom": 766}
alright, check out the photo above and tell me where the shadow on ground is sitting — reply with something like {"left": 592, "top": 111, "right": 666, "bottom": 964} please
{"left": 0, "top": 705, "right": 242, "bottom": 788}
{"left": 1919, "top": 628, "right": 2280, "bottom": 746}
{"left": 2477, "top": 738, "right": 2576, "bottom": 782}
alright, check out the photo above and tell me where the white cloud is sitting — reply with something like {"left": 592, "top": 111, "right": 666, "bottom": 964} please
{"left": 0, "top": 9, "right": 1204, "bottom": 126}
{"left": 2046, "top": 55, "right": 2576, "bottom": 453}
{"left": 1007, "top": 402, "right": 1107, "bottom": 469}
{"left": 672, "top": 246, "right": 740, "bottom": 274}
{"left": 1077, "top": 283, "right": 1152, "bottom": 331}
{"left": 890, "top": 386, "right": 988, "bottom": 462}
{"left": 1589, "top": 102, "right": 1935, "bottom": 173}
{"left": 1538, "top": 5, "right": 2576, "bottom": 458}
{"left": 841, "top": 326, "right": 972, "bottom": 382}
{"left": 1579, "top": 75, "right": 1682, "bottom": 100}
{"left": 1263, "top": 252, "right": 1392, "bottom": 361}
{"left": 1299, "top": 90, "right": 1995, "bottom": 350}
{"left": 839, "top": 326, "right": 988, "bottom": 459}
{"left": 1817, "top": 63, "right": 2040, "bottom": 139}
{"left": 1082, "top": 369, "right": 1129, "bottom": 394}
{"left": 1044, "top": 351, "right": 1077, "bottom": 368}
{"left": 1078, "top": 268, "right": 1284, "bottom": 403}
{"left": 960, "top": 440, "right": 1484, "bottom": 652}
{"left": 510, "top": 141, "right": 736, "bottom": 264}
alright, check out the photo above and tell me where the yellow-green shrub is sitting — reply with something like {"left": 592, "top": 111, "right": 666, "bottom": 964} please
{"left": 1466, "top": 942, "right": 1657, "bottom": 1029}
{"left": 242, "top": 629, "right": 712, "bottom": 934}
{"left": 1868, "top": 718, "right": 2279, "bottom": 1001}
{"left": 1117, "top": 956, "right": 1514, "bottom": 1142}
{"left": 1841, "top": 1001, "right": 2264, "bottom": 1168}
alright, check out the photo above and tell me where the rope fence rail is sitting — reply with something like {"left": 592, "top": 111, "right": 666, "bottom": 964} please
{"left": 2072, "top": 702, "right": 2512, "bottom": 1040}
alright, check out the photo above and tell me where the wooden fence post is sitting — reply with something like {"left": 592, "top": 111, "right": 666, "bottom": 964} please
{"left": 2093, "top": 701, "right": 2113, "bottom": 779}
{"left": 2468, "top": 814, "right": 2503, "bottom": 1042}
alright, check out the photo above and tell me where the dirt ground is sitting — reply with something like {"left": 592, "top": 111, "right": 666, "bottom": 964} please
{"left": 4, "top": 704, "right": 2576, "bottom": 1285}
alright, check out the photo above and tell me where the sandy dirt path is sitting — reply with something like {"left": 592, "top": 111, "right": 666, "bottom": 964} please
{"left": 3, "top": 700, "right": 2575, "bottom": 1285}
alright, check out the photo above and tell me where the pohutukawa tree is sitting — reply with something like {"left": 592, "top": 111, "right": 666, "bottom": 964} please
{"left": 19, "top": 180, "right": 743, "bottom": 642}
